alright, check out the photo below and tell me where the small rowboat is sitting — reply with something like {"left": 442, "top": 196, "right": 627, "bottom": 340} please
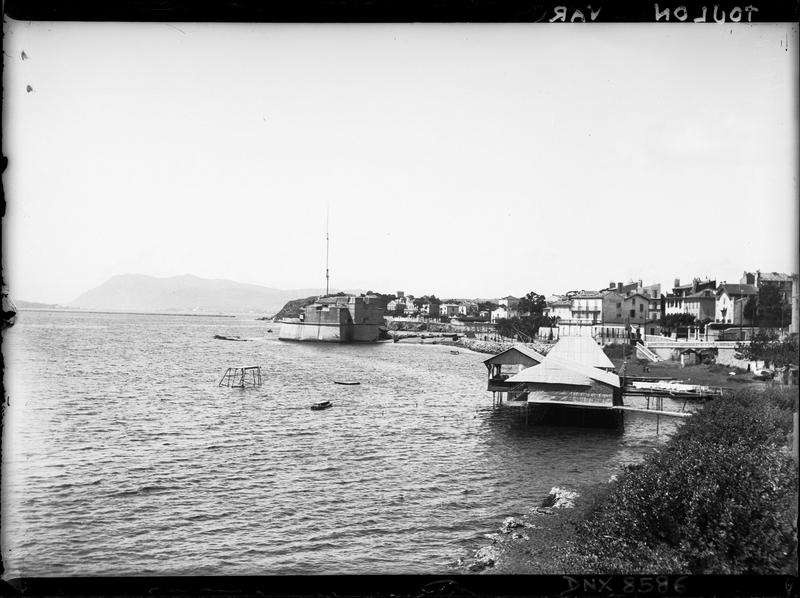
{"left": 334, "top": 381, "right": 360, "bottom": 386}
{"left": 311, "top": 401, "right": 333, "bottom": 411}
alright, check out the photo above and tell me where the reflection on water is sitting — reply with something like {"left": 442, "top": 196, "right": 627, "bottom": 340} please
{"left": 3, "top": 311, "right": 678, "bottom": 576}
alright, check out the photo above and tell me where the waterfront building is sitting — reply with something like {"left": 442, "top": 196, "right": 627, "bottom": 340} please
{"left": 567, "top": 291, "right": 603, "bottom": 324}
{"left": 420, "top": 301, "right": 440, "bottom": 317}
{"left": 439, "top": 302, "right": 461, "bottom": 318}
{"left": 601, "top": 291, "right": 625, "bottom": 324}
{"left": 643, "top": 283, "right": 662, "bottom": 321}
{"left": 715, "top": 283, "right": 757, "bottom": 324}
{"left": 499, "top": 339, "right": 622, "bottom": 427}
{"left": 741, "top": 270, "right": 793, "bottom": 303}
{"left": 278, "top": 294, "right": 387, "bottom": 342}
{"left": 601, "top": 281, "right": 662, "bottom": 323}
{"left": 457, "top": 301, "right": 479, "bottom": 316}
{"left": 499, "top": 296, "right": 520, "bottom": 310}
{"left": 484, "top": 344, "right": 547, "bottom": 396}
{"left": 505, "top": 355, "right": 620, "bottom": 408}
{"left": 665, "top": 277, "right": 716, "bottom": 316}
{"left": 682, "top": 288, "right": 716, "bottom": 322}
{"left": 491, "top": 305, "right": 516, "bottom": 322}
{"left": 387, "top": 291, "right": 415, "bottom": 315}
{"left": 545, "top": 296, "right": 572, "bottom": 321}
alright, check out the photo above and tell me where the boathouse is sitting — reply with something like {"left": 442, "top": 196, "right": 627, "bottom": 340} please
{"left": 505, "top": 355, "right": 620, "bottom": 407}
{"left": 503, "top": 354, "right": 622, "bottom": 426}
{"left": 484, "top": 336, "right": 623, "bottom": 426}
{"left": 484, "top": 344, "right": 546, "bottom": 395}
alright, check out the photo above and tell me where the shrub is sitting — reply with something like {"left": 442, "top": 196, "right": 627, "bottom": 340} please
{"left": 574, "top": 387, "right": 798, "bottom": 574}
{"left": 603, "top": 343, "right": 635, "bottom": 360}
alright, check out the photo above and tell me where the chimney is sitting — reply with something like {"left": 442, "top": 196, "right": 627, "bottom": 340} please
{"left": 617, "top": 282, "right": 623, "bottom": 292}
{"left": 674, "top": 278, "right": 680, "bottom": 289}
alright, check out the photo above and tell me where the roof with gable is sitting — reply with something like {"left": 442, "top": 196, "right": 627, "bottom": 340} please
{"left": 506, "top": 354, "right": 620, "bottom": 388}
{"left": 570, "top": 291, "right": 603, "bottom": 299}
{"left": 758, "top": 272, "right": 792, "bottom": 282}
{"left": 545, "top": 336, "right": 616, "bottom": 370}
{"left": 685, "top": 289, "right": 716, "bottom": 299}
{"left": 505, "top": 360, "right": 593, "bottom": 386}
{"left": 483, "top": 344, "right": 546, "bottom": 367}
{"left": 717, "top": 283, "right": 757, "bottom": 297}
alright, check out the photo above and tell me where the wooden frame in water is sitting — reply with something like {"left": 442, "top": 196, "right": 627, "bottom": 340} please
{"left": 219, "top": 366, "right": 262, "bottom": 388}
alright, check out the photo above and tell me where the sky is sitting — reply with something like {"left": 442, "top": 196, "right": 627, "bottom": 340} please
{"left": 3, "top": 22, "right": 798, "bottom": 304}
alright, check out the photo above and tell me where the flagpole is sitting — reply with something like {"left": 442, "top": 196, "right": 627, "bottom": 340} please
{"left": 325, "top": 207, "right": 330, "bottom": 297}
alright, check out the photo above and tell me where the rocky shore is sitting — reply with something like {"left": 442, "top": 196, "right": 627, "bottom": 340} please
{"left": 454, "top": 486, "right": 584, "bottom": 574}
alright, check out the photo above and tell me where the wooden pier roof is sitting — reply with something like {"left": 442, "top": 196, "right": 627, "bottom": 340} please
{"left": 545, "top": 336, "right": 615, "bottom": 370}
{"left": 482, "top": 344, "right": 546, "bottom": 368}
{"left": 506, "top": 355, "right": 620, "bottom": 389}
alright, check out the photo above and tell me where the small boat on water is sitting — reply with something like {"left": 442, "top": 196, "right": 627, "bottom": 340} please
{"left": 334, "top": 381, "right": 360, "bottom": 386}
{"left": 311, "top": 400, "right": 333, "bottom": 411}
{"left": 214, "top": 334, "right": 248, "bottom": 342}
{"left": 450, "top": 350, "right": 460, "bottom": 355}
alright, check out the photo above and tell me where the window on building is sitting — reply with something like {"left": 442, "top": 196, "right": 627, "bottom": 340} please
{"left": 616, "top": 302, "right": 621, "bottom": 308}
{"left": 630, "top": 309, "right": 636, "bottom": 317}
{"left": 639, "top": 304, "right": 644, "bottom": 312}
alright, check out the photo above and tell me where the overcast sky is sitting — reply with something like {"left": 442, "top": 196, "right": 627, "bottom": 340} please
{"left": 3, "top": 22, "right": 798, "bottom": 303}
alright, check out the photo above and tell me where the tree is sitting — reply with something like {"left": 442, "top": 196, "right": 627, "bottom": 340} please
{"left": 659, "top": 313, "right": 697, "bottom": 334}
{"left": 478, "top": 301, "right": 499, "bottom": 313}
{"left": 495, "top": 315, "right": 557, "bottom": 340}
{"left": 743, "top": 295, "right": 758, "bottom": 323}
{"left": 518, "top": 291, "right": 547, "bottom": 316}
{"left": 735, "top": 331, "right": 799, "bottom": 368}
{"left": 755, "top": 286, "right": 792, "bottom": 328}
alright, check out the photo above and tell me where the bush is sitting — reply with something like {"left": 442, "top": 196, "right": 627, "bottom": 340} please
{"left": 603, "top": 343, "right": 635, "bottom": 360}
{"left": 574, "top": 387, "right": 798, "bottom": 574}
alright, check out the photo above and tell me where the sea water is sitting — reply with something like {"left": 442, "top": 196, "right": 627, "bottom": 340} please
{"left": 2, "top": 310, "right": 680, "bottom": 576}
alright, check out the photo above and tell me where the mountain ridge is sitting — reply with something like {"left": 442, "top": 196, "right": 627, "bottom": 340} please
{"left": 68, "top": 274, "right": 363, "bottom": 316}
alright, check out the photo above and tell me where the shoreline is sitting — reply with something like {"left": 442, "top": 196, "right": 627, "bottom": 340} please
{"left": 460, "top": 386, "right": 799, "bottom": 576}
{"left": 390, "top": 333, "right": 552, "bottom": 356}
{"left": 455, "top": 485, "right": 597, "bottom": 574}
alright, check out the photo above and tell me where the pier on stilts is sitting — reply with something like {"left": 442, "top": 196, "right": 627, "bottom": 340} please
{"left": 484, "top": 338, "right": 698, "bottom": 431}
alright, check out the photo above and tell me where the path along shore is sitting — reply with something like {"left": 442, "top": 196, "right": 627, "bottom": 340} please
{"left": 389, "top": 333, "right": 552, "bottom": 356}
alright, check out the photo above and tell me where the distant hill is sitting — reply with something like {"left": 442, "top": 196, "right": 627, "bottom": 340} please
{"left": 15, "top": 299, "right": 65, "bottom": 309}
{"left": 271, "top": 296, "right": 318, "bottom": 321}
{"left": 68, "top": 274, "right": 343, "bottom": 316}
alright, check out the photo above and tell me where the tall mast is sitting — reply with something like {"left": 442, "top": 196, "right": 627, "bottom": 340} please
{"left": 325, "top": 207, "right": 330, "bottom": 296}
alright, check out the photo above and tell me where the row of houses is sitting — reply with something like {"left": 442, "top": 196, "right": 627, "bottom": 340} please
{"left": 541, "top": 270, "right": 796, "bottom": 330}
{"left": 543, "top": 282, "right": 661, "bottom": 327}
{"left": 386, "top": 291, "right": 483, "bottom": 319}
{"left": 384, "top": 270, "right": 797, "bottom": 335}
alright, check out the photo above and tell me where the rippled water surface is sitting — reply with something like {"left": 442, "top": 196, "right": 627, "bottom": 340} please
{"left": 2, "top": 311, "right": 681, "bottom": 576}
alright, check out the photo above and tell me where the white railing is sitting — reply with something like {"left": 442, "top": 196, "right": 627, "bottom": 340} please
{"left": 644, "top": 334, "right": 673, "bottom": 343}
{"left": 645, "top": 340, "right": 745, "bottom": 349}
{"left": 635, "top": 344, "right": 661, "bottom": 362}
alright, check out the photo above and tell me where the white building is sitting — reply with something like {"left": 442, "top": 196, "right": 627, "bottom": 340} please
{"left": 440, "top": 302, "right": 461, "bottom": 317}
{"left": 715, "top": 283, "right": 757, "bottom": 324}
